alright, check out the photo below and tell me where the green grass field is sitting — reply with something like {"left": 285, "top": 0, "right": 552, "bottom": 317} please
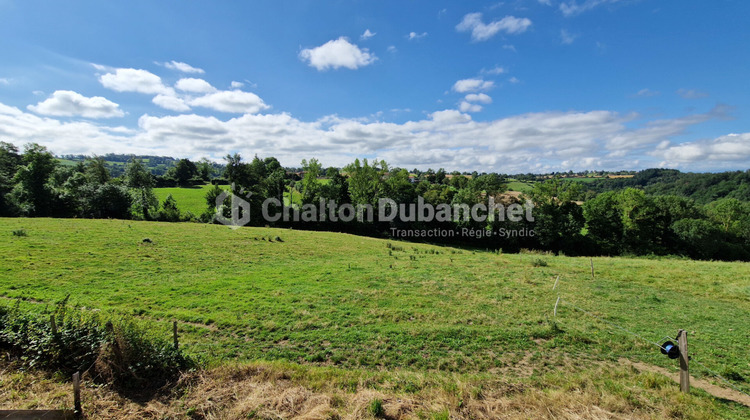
{"left": 506, "top": 179, "right": 534, "bottom": 193}
{"left": 155, "top": 184, "right": 303, "bottom": 212}
{"left": 2, "top": 218, "right": 749, "bottom": 417}
{"left": 154, "top": 184, "right": 218, "bottom": 216}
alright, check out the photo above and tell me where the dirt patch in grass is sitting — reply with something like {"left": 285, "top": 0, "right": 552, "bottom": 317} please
{"left": 623, "top": 358, "right": 750, "bottom": 408}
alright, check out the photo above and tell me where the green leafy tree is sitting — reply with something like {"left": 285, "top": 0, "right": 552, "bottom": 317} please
{"left": 300, "top": 158, "right": 322, "bottom": 204}
{"left": 345, "top": 158, "right": 386, "bottom": 207}
{"left": 11, "top": 143, "right": 58, "bottom": 216}
{"left": 527, "top": 178, "right": 585, "bottom": 254}
{"left": 0, "top": 142, "right": 22, "bottom": 216}
{"left": 583, "top": 191, "right": 623, "bottom": 255}
{"left": 85, "top": 156, "right": 110, "bottom": 185}
{"left": 173, "top": 158, "right": 198, "bottom": 187}
{"left": 125, "top": 158, "right": 157, "bottom": 220}
{"left": 159, "top": 194, "right": 181, "bottom": 222}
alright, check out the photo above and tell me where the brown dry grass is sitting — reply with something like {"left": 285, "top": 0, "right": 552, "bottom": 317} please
{"left": 2, "top": 359, "right": 746, "bottom": 419}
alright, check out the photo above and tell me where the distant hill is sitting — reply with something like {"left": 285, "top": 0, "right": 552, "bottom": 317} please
{"left": 58, "top": 153, "right": 225, "bottom": 178}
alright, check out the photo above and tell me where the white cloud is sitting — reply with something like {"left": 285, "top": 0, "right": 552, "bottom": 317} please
{"left": 634, "top": 88, "right": 660, "bottom": 98}
{"left": 465, "top": 93, "right": 492, "bottom": 104}
{"left": 560, "top": 0, "right": 624, "bottom": 17}
{"left": 0, "top": 92, "right": 738, "bottom": 173}
{"left": 456, "top": 13, "right": 532, "bottom": 41}
{"left": 299, "top": 37, "right": 377, "bottom": 71}
{"left": 99, "top": 68, "right": 170, "bottom": 95}
{"left": 538, "top": 0, "right": 552, "bottom": 5}
{"left": 0, "top": 78, "right": 10, "bottom": 85}
{"left": 408, "top": 31, "right": 428, "bottom": 40}
{"left": 482, "top": 66, "right": 506, "bottom": 75}
{"left": 509, "top": 77, "right": 520, "bottom": 84}
{"left": 459, "top": 101, "right": 483, "bottom": 113}
{"left": 360, "top": 29, "right": 376, "bottom": 40}
{"left": 190, "top": 90, "right": 270, "bottom": 114}
{"left": 560, "top": 29, "right": 578, "bottom": 45}
{"left": 27, "top": 90, "right": 124, "bottom": 118}
{"left": 175, "top": 78, "right": 216, "bottom": 93}
{"left": 657, "top": 133, "right": 750, "bottom": 166}
{"left": 677, "top": 88, "right": 709, "bottom": 99}
{"left": 230, "top": 81, "right": 245, "bottom": 89}
{"left": 162, "top": 60, "right": 205, "bottom": 74}
{"left": 387, "top": 46, "right": 398, "bottom": 53}
{"left": 152, "top": 94, "right": 191, "bottom": 112}
{"left": 453, "top": 78, "right": 495, "bottom": 93}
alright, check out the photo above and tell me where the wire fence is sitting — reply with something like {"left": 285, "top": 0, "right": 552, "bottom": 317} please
{"left": 552, "top": 272, "right": 750, "bottom": 399}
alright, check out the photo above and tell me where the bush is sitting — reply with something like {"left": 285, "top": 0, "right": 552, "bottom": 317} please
{"left": 531, "top": 258, "right": 548, "bottom": 267}
{"left": 11, "top": 229, "right": 27, "bottom": 237}
{"left": 0, "top": 300, "right": 194, "bottom": 392}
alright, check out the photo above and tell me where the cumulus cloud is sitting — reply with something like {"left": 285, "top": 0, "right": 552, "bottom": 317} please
{"left": 560, "top": 0, "right": 624, "bottom": 17}
{"left": 360, "top": 29, "right": 376, "bottom": 40}
{"left": 162, "top": 60, "right": 205, "bottom": 74}
{"left": 656, "top": 133, "right": 750, "bottom": 166}
{"left": 152, "top": 94, "right": 191, "bottom": 112}
{"left": 408, "top": 31, "right": 428, "bottom": 40}
{"left": 459, "top": 101, "right": 483, "bottom": 113}
{"left": 465, "top": 93, "right": 492, "bottom": 104}
{"left": 299, "top": 37, "right": 377, "bottom": 71}
{"left": 27, "top": 90, "right": 124, "bottom": 118}
{"left": 456, "top": 13, "right": 532, "bottom": 41}
{"left": 0, "top": 85, "right": 739, "bottom": 172}
{"left": 453, "top": 78, "right": 495, "bottom": 93}
{"left": 175, "top": 78, "right": 216, "bottom": 93}
{"left": 230, "top": 81, "right": 245, "bottom": 89}
{"left": 99, "top": 68, "right": 170, "bottom": 94}
{"left": 482, "top": 66, "right": 506, "bottom": 75}
{"left": 190, "top": 90, "right": 270, "bottom": 114}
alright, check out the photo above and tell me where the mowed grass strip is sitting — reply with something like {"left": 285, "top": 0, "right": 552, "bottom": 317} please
{"left": 1, "top": 218, "right": 748, "bottom": 392}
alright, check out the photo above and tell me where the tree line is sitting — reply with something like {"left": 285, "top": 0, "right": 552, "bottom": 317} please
{"left": 2, "top": 142, "right": 749, "bottom": 261}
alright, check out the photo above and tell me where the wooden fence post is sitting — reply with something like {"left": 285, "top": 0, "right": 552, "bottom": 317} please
{"left": 590, "top": 258, "right": 595, "bottom": 279}
{"left": 678, "top": 329, "right": 690, "bottom": 393}
{"left": 50, "top": 314, "right": 57, "bottom": 335}
{"left": 73, "top": 371, "right": 82, "bottom": 417}
{"left": 173, "top": 321, "right": 179, "bottom": 350}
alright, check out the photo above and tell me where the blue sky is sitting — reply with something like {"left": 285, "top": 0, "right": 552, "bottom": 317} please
{"left": 1, "top": 0, "right": 749, "bottom": 173}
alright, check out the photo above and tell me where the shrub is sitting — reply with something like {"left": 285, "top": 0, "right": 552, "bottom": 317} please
{"left": 531, "top": 258, "right": 548, "bottom": 267}
{"left": 11, "top": 229, "right": 27, "bottom": 237}
{"left": 0, "top": 300, "right": 194, "bottom": 393}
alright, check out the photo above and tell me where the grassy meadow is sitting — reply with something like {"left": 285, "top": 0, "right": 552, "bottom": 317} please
{"left": 2, "top": 218, "right": 749, "bottom": 417}
{"left": 154, "top": 184, "right": 219, "bottom": 216}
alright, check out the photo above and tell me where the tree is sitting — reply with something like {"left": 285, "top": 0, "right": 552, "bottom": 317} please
{"left": 527, "top": 178, "right": 585, "bottom": 254}
{"left": 89, "top": 184, "right": 132, "bottom": 219}
{"left": 159, "top": 194, "right": 181, "bottom": 222}
{"left": 197, "top": 158, "right": 213, "bottom": 182}
{"left": 173, "top": 158, "right": 198, "bottom": 187}
{"left": 0, "top": 142, "right": 21, "bottom": 216}
{"left": 584, "top": 191, "right": 624, "bottom": 255}
{"left": 300, "top": 158, "right": 322, "bottom": 204}
{"left": 85, "top": 156, "right": 110, "bottom": 185}
{"left": 706, "top": 198, "right": 745, "bottom": 233}
{"left": 345, "top": 158, "right": 385, "bottom": 207}
{"left": 11, "top": 143, "right": 58, "bottom": 216}
{"left": 125, "top": 158, "right": 157, "bottom": 220}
